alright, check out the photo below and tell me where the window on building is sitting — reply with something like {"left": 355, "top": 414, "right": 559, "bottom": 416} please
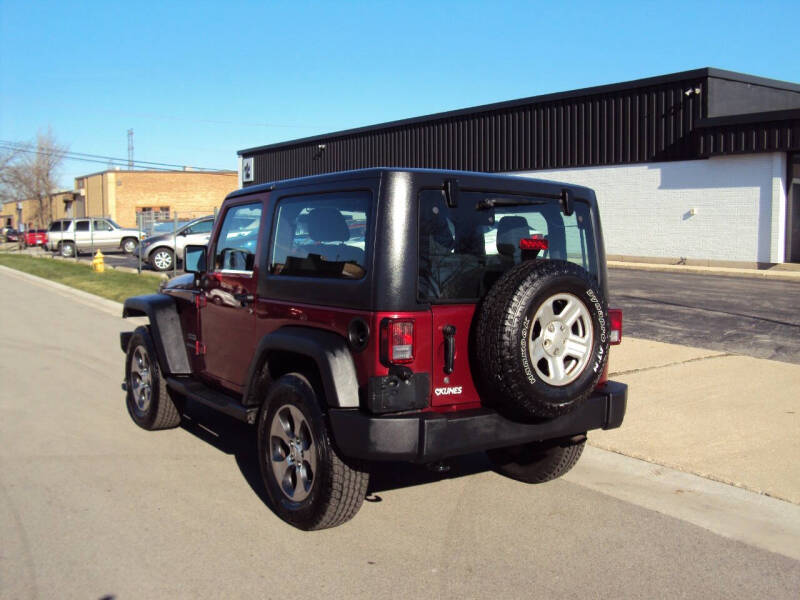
{"left": 136, "top": 206, "right": 171, "bottom": 221}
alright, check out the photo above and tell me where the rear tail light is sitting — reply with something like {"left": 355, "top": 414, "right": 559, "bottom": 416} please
{"left": 381, "top": 319, "right": 415, "bottom": 364}
{"left": 608, "top": 309, "right": 622, "bottom": 344}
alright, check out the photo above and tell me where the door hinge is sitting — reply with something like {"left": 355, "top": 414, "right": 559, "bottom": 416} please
{"left": 194, "top": 341, "right": 207, "bottom": 356}
{"left": 195, "top": 294, "right": 207, "bottom": 308}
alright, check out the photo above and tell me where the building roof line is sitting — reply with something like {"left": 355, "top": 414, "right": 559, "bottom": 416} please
{"left": 74, "top": 169, "right": 236, "bottom": 179}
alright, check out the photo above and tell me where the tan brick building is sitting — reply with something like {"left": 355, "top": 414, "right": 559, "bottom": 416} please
{"left": 73, "top": 170, "right": 238, "bottom": 228}
{"left": 3, "top": 170, "right": 238, "bottom": 231}
{"left": 2, "top": 191, "right": 74, "bottom": 230}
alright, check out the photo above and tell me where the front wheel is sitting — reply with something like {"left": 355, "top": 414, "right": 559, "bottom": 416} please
{"left": 122, "top": 237, "right": 138, "bottom": 254}
{"left": 257, "top": 373, "right": 369, "bottom": 530}
{"left": 124, "top": 327, "right": 181, "bottom": 430}
{"left": 151, "top": 247, "right": 174, "bottom": 271}
{"left": 487, "top": 436, "right": 586, "bottom": 483}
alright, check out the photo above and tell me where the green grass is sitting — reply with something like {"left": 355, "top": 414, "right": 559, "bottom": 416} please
{"left": 0, "top": 253, "right": 161, "bottom": 302}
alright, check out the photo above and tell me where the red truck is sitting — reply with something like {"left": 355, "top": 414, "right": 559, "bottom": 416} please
{"left": 24, "top": 229, "right": 47, "bottom": 247}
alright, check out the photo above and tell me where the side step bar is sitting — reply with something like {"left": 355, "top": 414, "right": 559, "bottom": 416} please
{"left": 166, "top": 377, "right": 258, "bottom": 425}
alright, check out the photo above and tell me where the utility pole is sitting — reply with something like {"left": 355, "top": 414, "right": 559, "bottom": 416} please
{"left": 127, "top": 129, "right": 134, "bottom": 169}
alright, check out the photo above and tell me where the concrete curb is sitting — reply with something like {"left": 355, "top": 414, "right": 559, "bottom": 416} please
{"left": 608, "top": 260, "right": 800, "bottom": 281}
{"left": 1, "top": 247, "right": 167, "bottom": 279}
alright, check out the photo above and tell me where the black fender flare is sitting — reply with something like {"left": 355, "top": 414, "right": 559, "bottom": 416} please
{"left": 121, "top": 294, "right": 191, "bottom": 376}
{"left": 245, "top": 326, "right": 359, "bottom": 408}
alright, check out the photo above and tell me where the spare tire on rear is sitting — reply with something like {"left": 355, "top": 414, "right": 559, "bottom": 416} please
{"left": 474, "top": 260, "right": 610, "bottom": 419}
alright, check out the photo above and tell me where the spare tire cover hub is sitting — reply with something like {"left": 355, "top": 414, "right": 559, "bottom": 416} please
{"left": 529, "top": 292, "right": 594, "bottom": 386}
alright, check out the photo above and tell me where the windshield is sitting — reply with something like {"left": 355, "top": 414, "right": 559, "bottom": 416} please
{"left": 418, "top": 189, "right": 599, "bottom": 301}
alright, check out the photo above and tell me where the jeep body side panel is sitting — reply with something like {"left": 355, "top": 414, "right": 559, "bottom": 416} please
{"left": 122, "top": 294, "right": 192, "bottom": 375}
{"left": 245, "top": 326, "right": 360, "bottom": 408}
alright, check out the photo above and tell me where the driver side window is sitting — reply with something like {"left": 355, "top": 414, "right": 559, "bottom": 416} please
{"left": 213, "top": 203, "right": 262, "bottom": 273}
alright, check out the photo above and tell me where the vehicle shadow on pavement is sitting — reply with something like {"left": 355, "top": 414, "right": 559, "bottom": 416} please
{"left": 177, "top": 398, "right": 494, "bottom": 507}
{"left": 178, "top": 400, "right": 274, "bottom": 510}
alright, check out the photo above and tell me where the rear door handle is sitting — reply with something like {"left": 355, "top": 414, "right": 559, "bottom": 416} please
{"left": 443, "top": 325, "right": 456, "bottom": 374}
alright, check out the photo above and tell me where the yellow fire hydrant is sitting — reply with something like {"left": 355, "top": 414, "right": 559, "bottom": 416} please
{"left": 92, "top": 250, "right": 105, "bottom": 273}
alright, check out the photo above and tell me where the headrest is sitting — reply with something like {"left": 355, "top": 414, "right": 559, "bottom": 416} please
{"left": 307, "top": 207, "right": 350, "bottom": 243}
{"left": 496, "top": 216, "right": 530, "bottom": 257}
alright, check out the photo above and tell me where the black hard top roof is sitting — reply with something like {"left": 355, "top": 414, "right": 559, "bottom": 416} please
{"left": 227, "top": 167, "right": 595, "bottom": 200}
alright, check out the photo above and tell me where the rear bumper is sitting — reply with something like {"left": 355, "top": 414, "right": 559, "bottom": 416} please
{"left": 329, "top": 381, "right": 627, "bottom": 463}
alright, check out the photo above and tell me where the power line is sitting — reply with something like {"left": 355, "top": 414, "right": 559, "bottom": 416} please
{"left": 0, "top": 140, "right": 230, "bottom": 172}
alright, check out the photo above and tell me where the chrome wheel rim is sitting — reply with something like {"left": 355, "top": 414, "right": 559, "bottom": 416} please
{"left": 61, "top": 244, "right": 73, "bottom": 257}
{"left": 129, "top": 346, "right": 153, "bottom": 416}
{"left": 269, "top": 404, "right": 317, "bottom": 503}
{"left": 153, "top": 250, "right": 172, "bottom": 270}
{"left": 527, "top": 292, "right": 594, "bottom": 386}
{"left": 124, "top": 240, "right": 136, "bottom": 253}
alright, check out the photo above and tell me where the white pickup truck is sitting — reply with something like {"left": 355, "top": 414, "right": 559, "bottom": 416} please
{"left": 47, "top": 218, "right": 145, "bottom": 257}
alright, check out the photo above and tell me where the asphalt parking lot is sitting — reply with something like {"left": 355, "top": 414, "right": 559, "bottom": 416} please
{"left": 1, "top": 266, "right": 799, "bottom": 599}
{"left": 608, "top": 268, "right": 800, "bottom": 364}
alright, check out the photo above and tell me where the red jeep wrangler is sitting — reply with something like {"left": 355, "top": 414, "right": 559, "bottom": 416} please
{"left": 120, "top": 168, "right": 626, "bottom": 530}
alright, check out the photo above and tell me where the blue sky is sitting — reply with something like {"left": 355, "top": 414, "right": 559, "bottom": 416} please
{"left": 2, "top": 0, "right": 799, "bottom": 188}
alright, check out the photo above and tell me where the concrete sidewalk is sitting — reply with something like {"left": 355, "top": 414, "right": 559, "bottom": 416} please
{"left": 594, "top": 338, "right": 800, "bottom": 504}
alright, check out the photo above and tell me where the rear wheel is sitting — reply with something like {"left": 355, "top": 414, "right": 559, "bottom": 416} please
{"left": 257, "top": 373, "right": 369, "bottom": 530}
{"left": 151, "top": 247, "right": 174, "bottom": 271}
{"left": 60, "top": 241, "right": 75, "bottom": 258}
{"left": 487, "top": 436, "right": 586, "bottom": 483}
{"left": 124, "top": 327, "right": 181, "bottom": 430}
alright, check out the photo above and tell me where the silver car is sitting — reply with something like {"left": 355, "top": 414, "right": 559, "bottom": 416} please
{"left": 138, "top": 216, "right": 215, "bottom": 271}
{"left": 47, "top": 218, "right": 145, "bottom": 257}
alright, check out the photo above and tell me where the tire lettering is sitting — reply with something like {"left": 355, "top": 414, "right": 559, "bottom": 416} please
{"left": 520, "top": 317, "right": 536, "bottom": 384}
{"left": 585, "top": 289, "right": 607, "bottom": 343}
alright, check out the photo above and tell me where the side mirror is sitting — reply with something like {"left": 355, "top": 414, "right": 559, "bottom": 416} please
{"left": 184, "top": 245, "right": 207, "bottom": 274}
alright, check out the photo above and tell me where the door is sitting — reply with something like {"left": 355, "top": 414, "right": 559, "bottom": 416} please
{"left": 72, "top": 219, "right": 91, "bottom": 250}
{"left": 788, "top": 180, "right": 800, "bottom": 263}
{"left": 92, "top": 219, "right": 116, "bottom": 250}
{"left": 198, "top": 201, "right": 264, "bottom": 389}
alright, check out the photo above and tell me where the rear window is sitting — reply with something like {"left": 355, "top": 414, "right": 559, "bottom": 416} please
{"left": 418, "top": 189, "right": 599, "bottom": 301}
{"left": 270, "top": 191, "right": 370, "bottom": 279}
{"left": 49, "top": 221, "right": 65, "bottom": 232}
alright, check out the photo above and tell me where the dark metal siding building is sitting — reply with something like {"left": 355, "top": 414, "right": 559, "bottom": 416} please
{"left": 240, "top": 68, "right": 800, "bottom": 183}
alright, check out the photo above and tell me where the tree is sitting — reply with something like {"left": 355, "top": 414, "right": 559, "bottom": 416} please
{"left": 0, "top": 128, "right": 67, "bottom": 228}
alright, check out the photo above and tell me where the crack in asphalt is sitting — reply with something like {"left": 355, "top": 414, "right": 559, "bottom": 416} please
{"left": 615, "top": 294, "right": 800, "bottom": 329}
{"left": 609, "top": 352, "right": 736, "bottom": 377}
